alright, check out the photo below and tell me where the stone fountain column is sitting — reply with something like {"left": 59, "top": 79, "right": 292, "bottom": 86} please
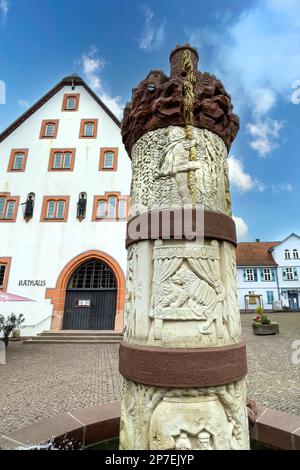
{"left": 119, "top": 44, "right": 249, "bottom": 450}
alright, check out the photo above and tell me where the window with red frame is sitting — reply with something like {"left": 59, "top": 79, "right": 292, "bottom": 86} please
{"left": 0, "top": 195, "right": 18, "bottom": 221}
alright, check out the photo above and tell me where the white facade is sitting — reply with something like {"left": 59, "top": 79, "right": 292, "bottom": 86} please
{"left": 0, "top": 77, "right": 131, "bottom": 335}
{"left": 237, "top": 234, "right": 300, "bottom": 311}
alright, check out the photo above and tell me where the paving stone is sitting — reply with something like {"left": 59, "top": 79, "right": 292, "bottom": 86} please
{"left": 0, "top": 312, "right": 299, "bottom": 435}
{"left": 242, "top": 312, "right": 300, "bottom": 416}
{"left": 0, "top": 343, "right": 122, "bottom": 435}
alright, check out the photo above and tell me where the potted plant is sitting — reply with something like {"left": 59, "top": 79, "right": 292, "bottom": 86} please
{"left": 0, "top": 313, "right": 25, "bottom": 349}
{"left": 252, "top": 306, "right": 279, "bottom": 335}
{"left": 11, "top": 329, "right": 21, "bottom": 341}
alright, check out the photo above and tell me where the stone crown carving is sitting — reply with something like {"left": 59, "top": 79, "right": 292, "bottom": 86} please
{"left": 122, "top": 44, "right": 239, "bottom": 155}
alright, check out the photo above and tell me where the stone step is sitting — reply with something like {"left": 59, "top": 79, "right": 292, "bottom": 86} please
{"left": 23, "top": 338, "right": 120, "bottom": 344}
{"left": 39, "top": 330, "right": 123, "bottom": 337}
{"left": 31, "top": 335, "right": 122, "bottom": 341}
{"left": 23, "top": 337, "right": 122, "bottom": 344}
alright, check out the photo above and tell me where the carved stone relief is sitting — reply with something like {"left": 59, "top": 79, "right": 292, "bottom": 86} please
{"left": 124, "top": 239, "right": 241, "bottom": 348}
{"left": 123, "top": 244, "right": 140, "bottom": 341}
{"left": 130, "top": 126, "right": 230, "bottom": 216}
{"left": 149, "top": 241, "right": 225, "bottom": 343}
{"left": 119, "top": 378, "right": 249, "bottom": 450}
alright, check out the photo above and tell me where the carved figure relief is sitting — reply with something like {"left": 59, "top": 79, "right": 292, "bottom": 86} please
{"left": 119, "top": 378, "right": 249, "bottom": 450}
{"left": 149, "top": 241, "right": 225, "bottom": 341}
{"left": 130, "top": 126, "right": 229, "bottom": 216}
{"left": 156, "top": 127, "right": 201, "bottom": 205}
{"left": 123, "top": 245, "right": 140, "bottom": 341}
{"left": 175, "top": 431, "right": 192, "bottom": 450}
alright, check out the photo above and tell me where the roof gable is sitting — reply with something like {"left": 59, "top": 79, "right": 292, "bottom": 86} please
{"left": 269, "top": 233, "right": 300, "bottom": 251}
{"left": 0, "top": 75, "right": 121, "bottom": 143}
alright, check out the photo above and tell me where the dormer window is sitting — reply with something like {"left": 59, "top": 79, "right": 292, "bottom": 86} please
{"left": 80, "top": 119, "right": 98, "bottom": 138}
{"left": 293, "top": 249, "right": 299, "bottom": 259}
{"left": 40, "top": 120, "right": 59, "bottom": 139}
{"left": 62, "top": 93, "right": 80, "bottom": 111}
{"left": 285, "top": 249, "right": 291, "bottom": 260}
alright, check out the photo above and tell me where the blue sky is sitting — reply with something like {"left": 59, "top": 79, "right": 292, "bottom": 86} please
{"left": 0, "top": 0, "right": 300, "bottom": 242}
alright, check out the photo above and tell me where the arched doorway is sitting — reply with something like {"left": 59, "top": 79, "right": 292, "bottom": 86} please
{"left": 46, "top": 250, "right": 126, "bottom": 332}
{"left": 62, "top": 259, "right": 117, "bottom": 330}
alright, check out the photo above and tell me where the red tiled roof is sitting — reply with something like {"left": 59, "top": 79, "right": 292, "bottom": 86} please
{"left": 236, "top": 242, "right": 280, "bottom": 266}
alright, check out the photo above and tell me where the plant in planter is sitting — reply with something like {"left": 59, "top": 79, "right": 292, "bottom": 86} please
{"left": 11, "top": 329, "right": 21, "bottom": 341}
{"left": 0, "top": 314, "right": 25, "bottom": 349}
{"left": 252, "top": 306, "right": 279, "bottom": 335}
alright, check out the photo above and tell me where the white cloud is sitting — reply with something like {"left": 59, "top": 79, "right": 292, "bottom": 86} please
{"left": 18, "top": 99, "right": 30, "bottom": 109}
{"left": 139, "top": 6, "right": 166, "bottom": 52}
{"left": 78, "top": 47, "right": 123, "bottom": 119}
{"left": 246, "top": 119, "right": 284, "bottom": 157}
{"left": 0, "top": 0, "right": 8, "bottom": 23}
{"left": 228, "top": 156, "right": 265, "bottom": 193}
{"left": 250, "top": 88, "right": 277, "bottom": 117}
{"left": 187, "top": 0, "right": 300, "bottom": 155}
{"left": 272, "top": 183, "right": 293, "bottom": 193}
{"left": 233, "top": 216, "right": 249, "bottom": 241}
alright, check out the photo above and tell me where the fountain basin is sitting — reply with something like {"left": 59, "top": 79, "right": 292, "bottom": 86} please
{"left": 1, "top": 402, "right": 300, "bottom": 450}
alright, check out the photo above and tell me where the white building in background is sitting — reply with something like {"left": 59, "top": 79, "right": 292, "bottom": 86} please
{"left": 0, "top": 75, "right": 131, "bottom": 336}
{"left": 236, "top": 233, "right": 300, "bottom": 311}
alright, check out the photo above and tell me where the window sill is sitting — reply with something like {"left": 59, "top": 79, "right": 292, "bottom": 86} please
{"left": 42, "top": 218, "right": 67, "bottom": 222}
{"left": 94, "top": 217, "right": 127, "bottom": 222}
{"left": 49, "top": 168, "right": 73, "bottom": 172}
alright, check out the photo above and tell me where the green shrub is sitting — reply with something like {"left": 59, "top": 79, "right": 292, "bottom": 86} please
{"left": 260, "top": 314, "right": 271, "bottom": 325}
{"left": 0, "top": 314, "right": 24, "bottom": 349}
{"left": 255, "top": 306, "right": 264, "bottom": 316}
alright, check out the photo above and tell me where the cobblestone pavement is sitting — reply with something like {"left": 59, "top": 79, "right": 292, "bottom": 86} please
{"left": 0, "top": 312, "right": 299, "bottom": 434}
{"left": 242, "top": 312, "right": 300, "bottom": 416}
{"left": 0, "top": 343, "right": 121, "bottom": 435}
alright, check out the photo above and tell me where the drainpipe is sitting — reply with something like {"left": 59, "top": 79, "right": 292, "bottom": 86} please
{"left": 275, "top": 265, "right": 281, "bottom": 303}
